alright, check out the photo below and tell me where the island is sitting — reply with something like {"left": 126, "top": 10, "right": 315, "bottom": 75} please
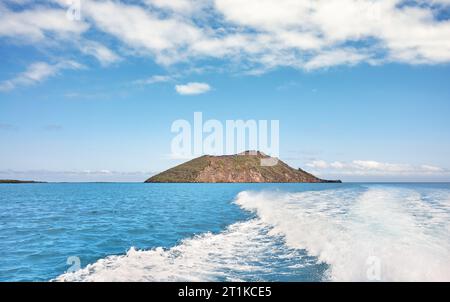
{"left": 145, "top": 151, "right": 341, "bottom": 183}
{"left": 0, "top": 179, "right": 46, "bottom": 184}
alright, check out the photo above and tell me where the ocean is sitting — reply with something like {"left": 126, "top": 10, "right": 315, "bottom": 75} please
{"left": 0, "top": 183, "right": 449, "bottom": 282}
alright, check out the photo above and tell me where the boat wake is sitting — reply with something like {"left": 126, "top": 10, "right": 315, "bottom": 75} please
{"left": 236, "top": 186, "right": 450, "bottom": 281}
{"left": 56, "top": 185, "right": 450, "bottom": 282}
{"left": 55, "top": 218, "right": 323, "bottom": 282}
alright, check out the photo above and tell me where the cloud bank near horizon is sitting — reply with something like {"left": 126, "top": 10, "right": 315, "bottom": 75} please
{"left": 306, "top": 159, "right": 450, "bottom": 177}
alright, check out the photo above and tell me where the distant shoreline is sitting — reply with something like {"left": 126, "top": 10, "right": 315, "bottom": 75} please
{"left": 0, "top": 180, "right": 46, "bottom": 184}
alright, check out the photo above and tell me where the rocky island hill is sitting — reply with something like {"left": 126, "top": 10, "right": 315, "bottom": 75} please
{"left": 146, "top": 151, "right": 341, "bottom": 183}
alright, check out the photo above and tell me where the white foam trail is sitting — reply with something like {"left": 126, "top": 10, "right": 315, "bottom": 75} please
{"left": 235, "top": 186, "right": 450, "bottom": 281}
{"left": 56, "top": 185, "right": 450, "bottom": 282}
{"left": 55, "top": 219, "right": 316, "bottom": 282}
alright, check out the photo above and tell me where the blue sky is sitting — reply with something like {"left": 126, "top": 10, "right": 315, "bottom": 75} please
{"left": 1, "top": 0, "right": 450, "bottom": 182}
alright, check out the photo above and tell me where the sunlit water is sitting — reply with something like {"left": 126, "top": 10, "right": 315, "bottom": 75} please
{"left": 0, "top": 183, "right": 449, "bottom": 281}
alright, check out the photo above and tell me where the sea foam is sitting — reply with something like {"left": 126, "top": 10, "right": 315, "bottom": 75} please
{"left": 235, "top": 186, "right": 450, "bottom": 281}
{"left": 55, "top": 219, "right": 319, "bottom": 281}
{"left": 56, "top": 185, "right": 450, "bottom": 282}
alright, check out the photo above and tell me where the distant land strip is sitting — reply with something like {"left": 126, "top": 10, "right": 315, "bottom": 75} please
{"left": 0, "top": 179, "right": 46, "bottom": 184}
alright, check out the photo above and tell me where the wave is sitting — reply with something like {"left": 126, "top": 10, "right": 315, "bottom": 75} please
{"left": 56, "top": 185, "right": 450, "bottom": 282}
{"left": 55, "top": 219, "right": 322, "bottom": 282}
{"left": 235, "top": 186, "right": 450, "bottom": 281}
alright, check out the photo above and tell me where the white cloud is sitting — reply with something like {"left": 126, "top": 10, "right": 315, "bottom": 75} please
{"left": 79, "top": 40, "right": 121, "bottom": 66}
{"left": 88, "top": 0, "right": 450, "bottom": 69}
{"left": 145, "top": 0, "right": 207, "bottom": 15}
{"left": 0, "top": 5, "right": 88, "bottom": 42}
{"left": 420, "top": 164, "right": 445, "bottom": 172}
{"left": 352, "top": 160, "right": 413, "bottom": 172}
{"left": 216, "top": 0, "right": 450, "bottom": 66}
{"left": 0, "top": 60, "right": 84, "bottom": 91}
{"left": 306, "top": 160, "right": 329, "bottom": 169}
{"left": 80, "top": 0, "right": 203, "bottom": 65}
{"left": 134, "top": 75, "right": 174, "bottom": 85}
{"left": 330, "top": 161, "right": 345, "bottom": 169}
{"left": 0, "top": 5, "right": 118, "bottom": 66}
{"left": 303, "top": 49, "right": 370, "bottom": 70}
{"left": 306, "top": 159, "right": 449, "bottom": 176}
{"left": 2, "top": 0, "right": 450, "bottom": 73}
{"left": 175, "top": 82, "right": 211, "bottom": 95}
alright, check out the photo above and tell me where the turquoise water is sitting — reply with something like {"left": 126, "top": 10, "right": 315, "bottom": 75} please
{"left": 0, "top": 183, "right": 449, "bottom": 281}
